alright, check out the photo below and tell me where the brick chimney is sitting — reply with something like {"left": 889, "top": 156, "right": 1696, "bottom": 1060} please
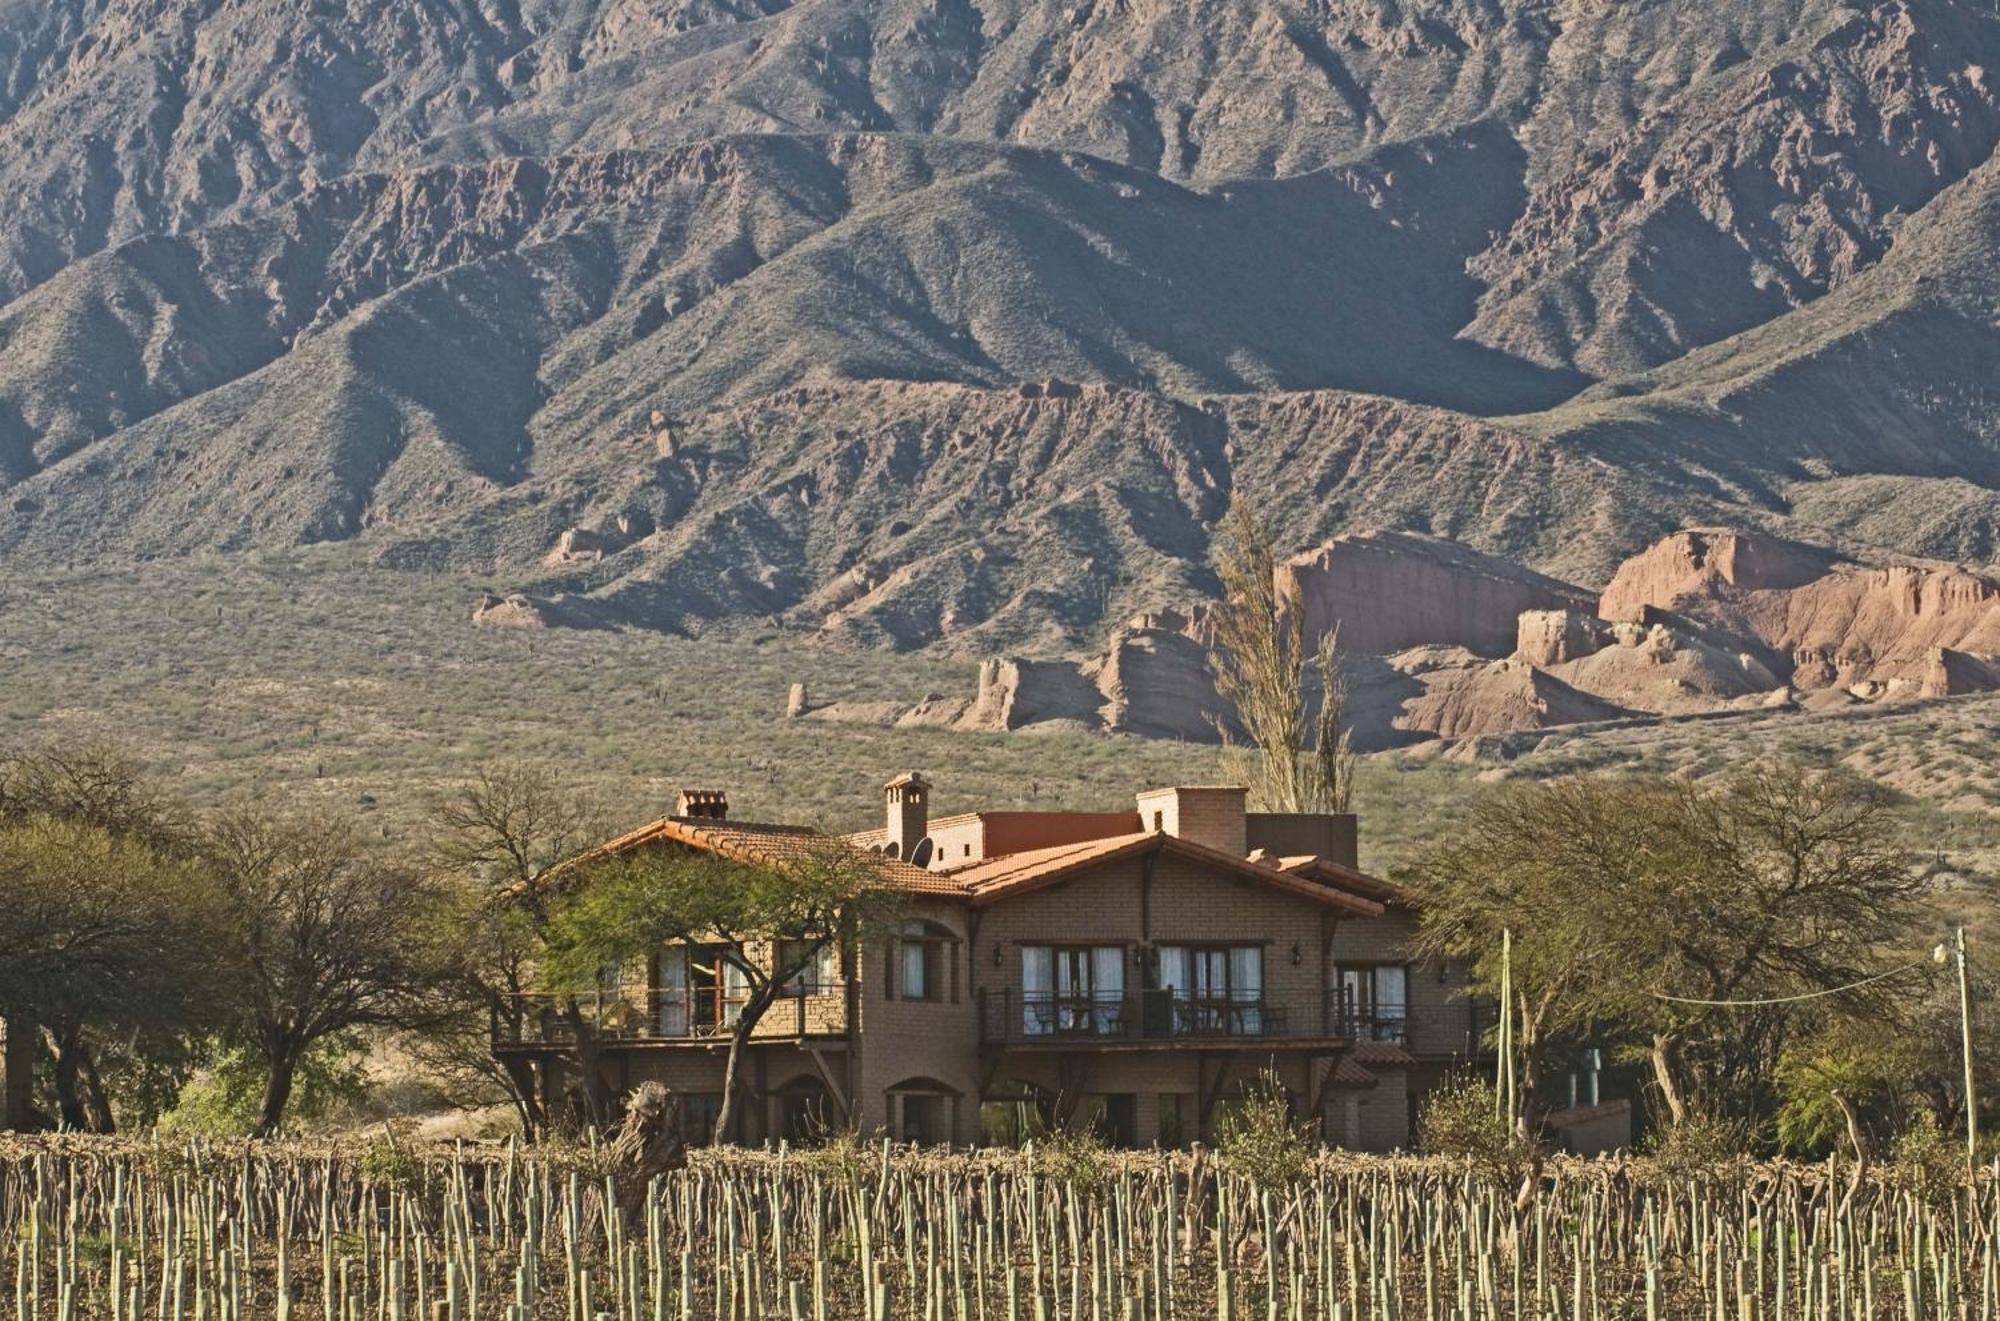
{"left": 675, "top": 789, "right": 729, "bottom": 821}
{"left": 1136, "top": 786, "right": 1247, "bottom": 857}
{"left": 884, "top": 772, "right": 931, "bottom": 860}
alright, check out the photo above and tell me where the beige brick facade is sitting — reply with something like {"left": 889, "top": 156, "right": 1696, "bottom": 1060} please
{"left": 493, "top": 784, "right": 1487, "bottom": 1152}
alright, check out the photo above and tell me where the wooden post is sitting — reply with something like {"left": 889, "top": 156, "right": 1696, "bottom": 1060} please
{"left": 1958, "top": 926, "right": 1978, "bottom": 1182}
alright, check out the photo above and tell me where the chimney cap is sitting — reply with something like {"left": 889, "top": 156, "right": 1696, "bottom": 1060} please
{"left": 885, "top": 771, "right": 931, "bottom": 789}
{"left": 674, "top": 788, "right": 729, "bottom": 820}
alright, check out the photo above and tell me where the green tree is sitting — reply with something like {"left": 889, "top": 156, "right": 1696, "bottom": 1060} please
{"left": 543, "top": 838, "right": 899, "bottom": 1143}
{"left": 0, "top": 741, "right": 205, "bottom": 1131}
{"left": 1410, "top": 777, "right": 1639, "bottom": 1136}
{"left": 1413, "top": 764, "right": 1925, "bottom": 1141}
{"left": 0, "top": 816, "right": 227, "bottom": 1130}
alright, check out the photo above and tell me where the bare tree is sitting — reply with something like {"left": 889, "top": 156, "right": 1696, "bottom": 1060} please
{"left": 427, "top": 764, "right": 610, "bottom": 1131}
{"left": 1208, "top": 500, "right": 1354, "bottom": 813}
{"left": 205, "top": 808, "right": 450, "bottom": 1136}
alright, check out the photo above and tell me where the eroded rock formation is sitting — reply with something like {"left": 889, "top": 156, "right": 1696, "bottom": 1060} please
{"left": 843, "top": 527, "right": 2000, "bottom": 752}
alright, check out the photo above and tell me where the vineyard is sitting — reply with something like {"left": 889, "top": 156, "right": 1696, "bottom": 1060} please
{"left": 0, "top": 1137, "right": 1992, "bottom": 1320}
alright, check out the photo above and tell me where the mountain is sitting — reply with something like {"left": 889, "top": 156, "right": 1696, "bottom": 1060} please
{"left": 5, "top": 0, "right": 2000, "bottom": 656}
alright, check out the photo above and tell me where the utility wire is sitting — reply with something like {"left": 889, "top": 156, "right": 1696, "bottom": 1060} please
{"left": 1648, "top": 958, "right": 1931, "bottom": 1008}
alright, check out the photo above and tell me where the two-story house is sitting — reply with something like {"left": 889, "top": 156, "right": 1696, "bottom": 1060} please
{"left": 493, "top": 775, "right": 1508, "bottom": 1150}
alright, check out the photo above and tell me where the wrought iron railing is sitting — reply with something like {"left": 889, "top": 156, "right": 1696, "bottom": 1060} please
{"left": 978, "top": 988, "right": 1498, "bottom": 1053}
{"left": 491, "top": 986, "right": 849, "bottom": 1045}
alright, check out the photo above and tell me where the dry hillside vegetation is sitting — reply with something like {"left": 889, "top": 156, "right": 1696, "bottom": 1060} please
{"left": 5, "top": 552, "right": 2000, "bottom": 876}
{"left": 3, "top": 0, "right": 2000, "bottom": 656}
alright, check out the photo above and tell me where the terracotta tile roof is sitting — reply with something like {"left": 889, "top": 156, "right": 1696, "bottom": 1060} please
{"left": 953, "top": 832, "right": 1386, "bottom": 915}
{"left": 518, "top": 811, "right": 1392, "bottom": 913}
{"left": 1325, "top": 1056, "right": 1381, "bottom": 1089}
{"left": 1351, "top": 1039, "right": 1419, "bottom": 1068}
{"left": 1276, "top": 855, "right": 1409, "bottom": 905}
{"left": 515, "top": 815, "right": 954, "bottom": 898}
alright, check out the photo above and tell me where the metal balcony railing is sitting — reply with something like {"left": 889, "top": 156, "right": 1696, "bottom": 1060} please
{"left": 977, "top": 989, "right": 1500, "bottom": 1054}
{"left": 979, "top": 988, "right": 1353, "bottom": 1046}
{"left": 491, "top": 986, "right": 850, "bottom": 1046}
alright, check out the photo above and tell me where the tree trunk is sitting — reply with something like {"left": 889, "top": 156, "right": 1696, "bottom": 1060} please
{"left": 3, "top": 1013, "right": 40, "bottom": 1132}
{"left": 1833, "top": 1089, "right": 1870, "bottom": 1218}
{"left": 1513, "top": 1016, "right": 1546, "bottom": 1215}
{"left": 254, "top": 1052, "right": 298, "bottom": 1138}
{"left": 560, "top": 1005, "right": 614, "bottom": 1132}
{"left": 497, "top": 1055, "right": 544, "bottom": 1140}
{"left": 49, "top": 1025, "right": 89, "bottom": 1131}
{"left": 76, "top": 1041, "right": 116, "bottom": 1134}
{"left": 713, "top": 980, "right": 783, "bottom": 1146}
{"left": 610, "top": 1082, "right": 688, "bottom": 1221}
{"left": 1651, "top": 1033, "right": 1689, "bottom": 1128}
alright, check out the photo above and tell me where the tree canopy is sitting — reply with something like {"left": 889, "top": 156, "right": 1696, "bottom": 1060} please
{"left": 1411, "top": 763, "right": 1934, "bottom": 1146}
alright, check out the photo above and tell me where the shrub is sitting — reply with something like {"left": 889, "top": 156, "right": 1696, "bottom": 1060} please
{"left": 1888, "top": 1110, "right": 1963, "bottom": 1205}
{"left": 1643, "top": 1111, "right": 1753, "bottom": 1183}
{"left": 1218, "top": 1069, "right": 1312, "bottom": 1186}
{"left": 1032, "top": 1125, "right": 1114, "bottom": 1192}
{"left": 1417, "top": 1072, "right": 1526, "bottom": 1188}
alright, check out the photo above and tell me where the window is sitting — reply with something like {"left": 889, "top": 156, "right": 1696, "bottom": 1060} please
{"left": 898, "top": 1093, "right": 949, "bottom": 1144}
{"left": 778, "top": 940, "right": 838, "bottom": 995}
{"left": 1158, "top": 944, "right": 1263, "bottom": 1035}
{"left": 1020, "top": 945, "right": 1125, "bottom": 1036}
{"left": 683, "top": 1093, "right": 724, "bottom": 1145}
{"left": 1093, "top": 1094, "right": 1137, "bottom": 1148}
{"left": 656, "top": 943, "right": 748, "bottom": 1036}
{"left": 895, "top": 923, "right": 951, "bottom": 1001}
{"left": 1336, "top": 965, "right": 1409, "bottom": 1042}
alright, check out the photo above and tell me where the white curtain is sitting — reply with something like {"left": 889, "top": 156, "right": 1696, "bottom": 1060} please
{"left": 1158, "top": 946, "right": 1188, "bottom": 993}
{"left": 1021, "top": 946, "right": 1052, "bottom": 1035}
{"left": 901, "top": 940, "right": 928, "bottom": 1000}
{"left": 658, "top": 946, "right": 687, "bottom": 1036}
{"left": 1374, "top": 966, "right": 1407, "bottom": 1013}
{"left": 1091, "top": 946, "right": 1125, "bottom": 1033}
{"left": 1375, "top": 966, "right": 1408, "bottom": 1040}
{"left": 722, "top": 949, "right": 750, "bottom": 1027}
{"left": 1230, "top": 946, "right": 1263, "bottom": 1033}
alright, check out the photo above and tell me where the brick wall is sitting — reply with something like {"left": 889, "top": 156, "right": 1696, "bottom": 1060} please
{"left": 1329, "top": 907, "right": 1481, "bottom": 1061}
{"left": 852, "top": 896, "right": 981, "bottom": 1139}
{"left": 1135, "top": 787, "right": 1247, "bottom": 856}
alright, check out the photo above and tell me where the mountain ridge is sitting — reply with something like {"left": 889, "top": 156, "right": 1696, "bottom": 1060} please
{"left": 5, "top": 0, "right": 2000, "bottom": 657}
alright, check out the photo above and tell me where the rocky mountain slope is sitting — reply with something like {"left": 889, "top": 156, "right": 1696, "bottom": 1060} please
{"left": 5, "top": 0, "right": 2000, "bottom": 664}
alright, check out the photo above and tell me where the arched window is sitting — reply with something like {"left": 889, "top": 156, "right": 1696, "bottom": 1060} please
{"left": 773, "top": 1074, "right": 835, "bottom": 1144}
{"left": 886, "top": 1076, "right": 960, "bottom": 1145}
{"left": 890, "top": 920, "right": 958, "bottom": 1002}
